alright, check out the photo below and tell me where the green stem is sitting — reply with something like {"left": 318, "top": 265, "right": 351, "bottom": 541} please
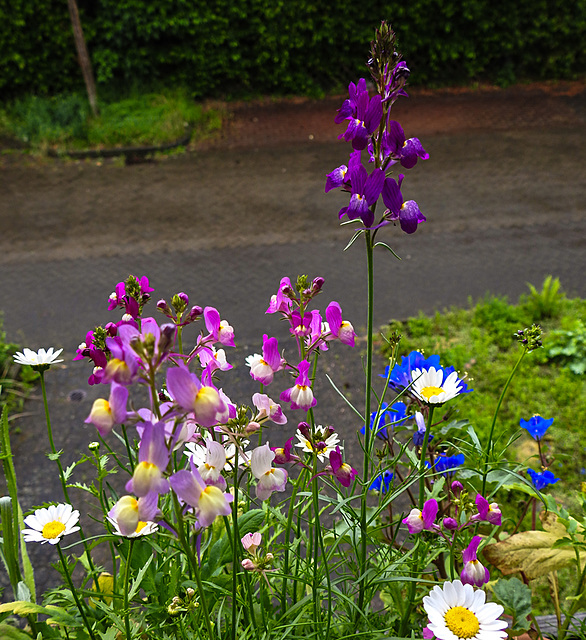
{"left": 57, "top": 544, "right": 96, "bottom": 640}
{"left": 123, "top": 538, "right": 135, "bottom": 640}
{"left": 357, "top": 230, "right": 375, "bottom": 621}
{"left": 280, "top": 467, "right": 305, "bottom": 613}
{"left": 419, "top": 406, "right": 435, "bottom": 508}
{"left": 481, "top": 348, "right": 527, "bottom": 495}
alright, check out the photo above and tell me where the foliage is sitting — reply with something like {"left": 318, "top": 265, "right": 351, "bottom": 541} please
{"left": 1, "top": 91, "right": 222, "bottom": 150}
{"left": 1, "top": 0, "right": 586, "bottom": 101}
{"left": 381, "top": 282, "right": 586, "bottom": 487}
{"left": 545, "top": 320, "right": 586, "bottom": 375}
{"left": 0, "top": 315, "right": 35, "bottom": 420}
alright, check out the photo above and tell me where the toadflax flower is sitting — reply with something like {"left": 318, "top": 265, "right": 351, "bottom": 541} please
{"left": 472, "top": 495, "right": 502, "bottom": 526}
{"left": 382, "top": 174, "right": 426, "bottom": 234}
{"left": 14, "top": 347, "right": 64, "bottom": 370}
{"left": 403, "top": 498, "right": 438, "bottom": 534}
{"left": 246, "top": 335, "right": 284, "bottom": 385}
{"left": 460, "top": 536, "right": 490, "bottom": 587}
{"left": 22, "top": 503, "right": 80, "bottom": 545}
{"left": 280, "top": 359, "right": 316, "bottom": 411}
{"left": 423, "top": 579, "right": 507, "bottom": 640}
{"left": 250, "top": 443, "right": 288, "bottom": 501}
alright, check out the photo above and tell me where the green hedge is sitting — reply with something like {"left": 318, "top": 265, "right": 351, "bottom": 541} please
{"left": 1, "top": 0, "right": 585, "bottom": 100}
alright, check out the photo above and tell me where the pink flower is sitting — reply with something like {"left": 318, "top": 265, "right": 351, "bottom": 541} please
{"left": 250, "top": 443, "right": 288, "bottom": 501}
{"left": 280, "top": 360, "right": 316, "bottom": 411}
{"left": 266, "top": 277, "right": 293, "bottom": 314}
{"left": 246, "top": 335, "right": 284, "bottom": 385}
{"left": 241, "top": 532, "right": 262, "bottom": 554}
{"left": 203, "top": 307, "right": 235, "bottom": 347}
{"left": 460, "top": 535, "right": 490, "bottom": 586}
{"left": 402, "top": 499, "right": 438, "bottom": 534}
{"left": 326, "top": 301, "right": 356, "bottom": 347}
{"left": 125, "top": 422, "right": 170, "bottom": 497}
{"left": 252, "top": 392, "right": 287, "bottom": 425}
{"left": 327, "top": 447, "right": 357, "bottom": 487}
{"left": 473, "top": 494, "right": 502, "bottom": 526}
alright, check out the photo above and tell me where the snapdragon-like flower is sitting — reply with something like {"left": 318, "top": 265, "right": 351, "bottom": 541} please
{"left": 246, "top": 335, "right": 284, "bottom": 385}
{"left": 382, "top": 174, "right": 426, "bottom": 234}
{"left": 271, "top": 436, "right": 300, "bottom": 465}
{"left": 203, "top": 307, "right": 235, "bottom": 347}
{"left": 125, "top": 421, "right": 170, "bottom": 497}
{"left": 195, "top": 439, "right": 228, "bottom": 490}
{"left": 250, "top": 443, "right": 288, "bottom": 500}
{"left": 166, "top": 362, "right": 227, "bottom": 427}
{"left": 326, "top": 446, "right": 357, "bottom": 487}
{"left": 473, "top": 495, "right": 502, "bottom": 526}
{"left": 197, "top": 345, "right": 232, "bottom": 372}
{"left": 252, "top": 392, "right": 287, "bottom": 425}
{"left": 266, "top": 277, "right": 294, "bottom": 314}
{"left": 85, "top": 382, "right": 128, "bottom": 437}
{"left": 280, "top": 359, "right": 316, "bottom": 411}
{"left": 169, "top": 465, "right": 233, "bottom": 528}
{"left": 325, "top": 301, "right": 356, "bottom": 346}
{"left": 108, "top": 492, "right": 159, "bottom": 537}
{"left": 384, "top": 120, "right": 429, "bottom": 169}
{"left": 460, "top": 536, "right": 490, "bottom": 587}
{"left": 22, "top": 504, "right": 80, "bottom": 545}
{"left": 338, "top": 163, "right": 385, "bottom": 228}
{"left": 14, "top": 347, "right": 64, "bottom": 371}
{"left": 107, "top": 516, "right": 158, "bottom": 538}
{"left": 423, "top": 580, "right": 507, "bottom": 640}
{"left": 337, "top": 85, "right": 383, "bottom": 151}
{"left": 520, "top": 415, "right": 554, "bottom": 441}
{"left": 242, "top": 531, "right": 262, "bottom": 554}
{"left": 527, "top": 468, "right": 560, "bottom": 490}
{"left": 403, "top": 498, "right": 438, "bottom": 534}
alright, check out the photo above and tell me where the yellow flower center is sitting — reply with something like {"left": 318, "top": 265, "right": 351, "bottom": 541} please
{"left": 135, "top": 521, "right": 148, "bottom": 534}
{"left": 444, "top": 606, "right": 480, "bottom": 639}
{"left": 42, "top": 520, "right": 66, "bottom": 539}
{"left": 420, "top": 385, "right": 445, "bottom": 400}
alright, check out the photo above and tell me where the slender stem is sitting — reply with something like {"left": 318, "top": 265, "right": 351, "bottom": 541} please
{"left": 57, "top": 544, "right": 96, "bottom": 640}
{"left": 123, "top": 539, "right": 135, "bottom": 640}
{"left": 280, "top": 467, "right": 305, "bottom": 613}
{"left": 419, "top": 406, "right": 435, "bottom": 508}
{"left": 481, "top": 348, "right": 527, "bottom": 495}
{"left": 357, "top": 230, "right": 375, "bottom": 621}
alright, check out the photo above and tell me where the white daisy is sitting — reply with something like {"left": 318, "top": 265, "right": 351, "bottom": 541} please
{"left": 423, "top": 579, "right": 507, "bottom": 640}
{"left": 295, "top": 427, "right": 341, "bottom": 463}
{"left": 13, "top": 347, "right": 64, "bottom": 369}
{"left": 411, "top": 367, "right": 465, "bottom": 405}
{"left": 107, "top": 516, "right": 158, "bottom": 538}
{"left": 22, "top": 503, "right": 80, "bottom": 545}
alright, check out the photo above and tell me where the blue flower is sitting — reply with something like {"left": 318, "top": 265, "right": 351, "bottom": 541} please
{"left": 520, "top": 415, "right": 554, "bottom": 441}
{"left": 527, "top": 468, "right": 560, "bottom": 491}
{"left": 360, "top": 401, "right": 408, "bottom": 440}
{"left": 434, "top": 453, "right": 465, "bottom": 476}
{"left": 369, "top": 471, "right": 394, "bottom": 494}
{"left": 383, "top": 351, "right": 441, "bottom": 392}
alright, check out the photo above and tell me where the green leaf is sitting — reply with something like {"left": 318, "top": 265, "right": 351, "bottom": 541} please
{"left": 127, "top": 553, "right": 153, "bottom": 601}
{"left": 0, "top": 602, "right": 80, "bottom": 627}
{"left": 0, "top": 623, "right": 36, "bottom": 639}
{"left": 492, "top": 577, "right": 532, "bottom": 631}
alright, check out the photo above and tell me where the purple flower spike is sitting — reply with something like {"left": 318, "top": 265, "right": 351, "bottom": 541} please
{"left": 338, "top": 164, "right": 384, "bottom": 228}
{"left": 382, "top": 175, "right": 426, "bottom": 234}
{"left": 461, "top": 535, "right": 490, "bottom": 586}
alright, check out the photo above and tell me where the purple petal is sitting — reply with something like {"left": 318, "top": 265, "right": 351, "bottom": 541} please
{"left": 399, "top": 200, "right": 426, "bottom": 234}
{"left": 382, "top": 177, "right": 403, "bottom": 214}
{"left": 364, "top": 168, "right": 385, "bottom": 205}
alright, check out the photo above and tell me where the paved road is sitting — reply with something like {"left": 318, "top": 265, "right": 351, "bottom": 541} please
{"left": 0, "top": 85, "right": 585, "bottom": 595}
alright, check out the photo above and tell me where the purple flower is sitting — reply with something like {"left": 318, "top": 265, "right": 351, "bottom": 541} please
{"left": 413, "top": 411, "right": 433, "bottom": 447}
{"left": 382, "top": 174, "right": 426, "bottom": 234}
{"left": 460, "top": 535, "right": 490, "bottom": 586}
{"left": 325, "top": 301, "right": 356, "bottom": 346}
{"left": 125, "top": 421, "right": 170, "bottom": 497}
{"left": 325, "top": 150, "right": 361, "bottom": 193}
{"left": 338, "top": 164, "right": 384, "bottom": 228}
{"left": 402, "top": 498, "right": 438, "bottom": 534}
{"left": 280, "top": 360, "right": 316, "bottom": 411}
{"left": 385, "top": 120, "right": 429, "bottom": 169}
{"left": 337, "top": 85, "right": 383, "bottom": 151}
{"left": 520, "top": 415, "right": 554, "bottom": 441}
{"left": 473, "top": 495, "right": 502, "bottom": 526}
{"left": 327, "top": 446, "right": 358, "bottom": 488}
{"left": 527, "top": 468, "right": 560, "bottom": 491}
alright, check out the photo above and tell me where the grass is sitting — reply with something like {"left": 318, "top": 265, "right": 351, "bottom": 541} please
{"left": 0, "top": 90, "right": 223, "bottom": 152}
{"left": 380, "top": 277, "right": 586, "bottom": 491}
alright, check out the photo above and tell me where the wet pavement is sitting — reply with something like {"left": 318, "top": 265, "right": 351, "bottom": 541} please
{"left": 0, "top": 82, "right": 585, "bottom": 596}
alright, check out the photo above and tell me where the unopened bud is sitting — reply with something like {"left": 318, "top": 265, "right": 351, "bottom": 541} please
{"left": 157, "top": 299, "right": 172, "bottom": 315}
{"left": 105, "top": 322, "right": 118, "bottom": 337}
{"left": 297, "top": 421, "right": 311, "bottom": 439}
{"left": 443, "top": 517, "right": 458, "bottom": 531}
{"left": 245, "top": 421, "right": 261, "bottom": 435}
{"left": 451, "top": 480, "right": 463, "bottom": 496}
{"left": 189, "top": 305, "right": 203, "bottom": 321}
{"left": 88, "top": 441, "right": 100, "bottom": 452}
{"left": 312, "top": 276, "right": 325, "bottom": 292}
{"left": 158, "top": 323, "right": 176, "bottom": 354}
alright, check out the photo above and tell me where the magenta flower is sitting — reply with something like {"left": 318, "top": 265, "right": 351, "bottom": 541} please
{"left": 327, "top": 447, "right": 357, "bottom": 488}
{"left": 280, "top": 360, "right": 316, "bottom": 411}
{"left": 266, "top": 277, "right": 294, "bottom": 314}
{"left": 203, "top": 307, "right": 235, "bottom": 347}
{"left": 402, "top": 498, "right": 438, "bottom": 534}
{"left": 382, "top": 174, "right": 426, "bottom": 234}
{"left": 252, "top": 392, "right": 287, "bottom": 425}
{"left": 247, "top": 334, "right": 284, "bottom": 385}
{"left": 338, "top": 164, "right": 385, "bottom": 228}
{"left": 289, "top": 309, "right": 313, "bottom": 338}
{"left": 460, "top": 535, "right": 490, "bottom": 586}
{"left": 271, "top": 436, "right": 300, "bottom": 465}
{"left": 385, "top": 120, "right": 429, "bottom": 169}
{"left": 325, "top": 301, "right": 356, "bottom": 346}
{"left": 473, "top": 494, "right": 502, "bottom": 526}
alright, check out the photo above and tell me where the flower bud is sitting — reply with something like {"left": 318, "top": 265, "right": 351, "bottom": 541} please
{"left": 451, "top": 480, "right": 463, "bottom": 496}
{"left": 245, "top": 421, "right": 261, "bottom": 435}
{"left": 241, "top": 559, "right": 255, "bottom": 571}
{"left": 443, "top": 517, "right": 458, "bottom": 531}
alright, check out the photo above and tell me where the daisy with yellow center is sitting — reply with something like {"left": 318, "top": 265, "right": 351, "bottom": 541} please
{"left": 22, "top": 503, "right": 80, "bottom": 545}
{"left": 411, "top": 366, "right": 466, "bottom": 405}
{"left": 423, "top": 579, "right": 507, "bottom": 640}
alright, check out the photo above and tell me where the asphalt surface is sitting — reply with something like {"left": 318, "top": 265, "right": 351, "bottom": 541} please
{"left": 0, "top": 83, "right": 585, "bottom": 597}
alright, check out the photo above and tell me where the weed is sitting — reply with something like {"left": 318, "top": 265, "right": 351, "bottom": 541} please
{"left": 522, "top": 275, "right": 565, "bottom": 320}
